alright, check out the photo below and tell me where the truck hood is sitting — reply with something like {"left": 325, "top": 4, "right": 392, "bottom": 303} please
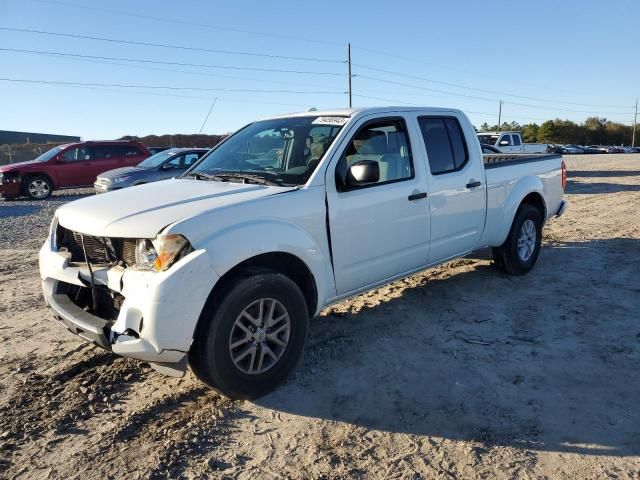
{"left": 56, "top": 178, "right": 296, "bottom": 238}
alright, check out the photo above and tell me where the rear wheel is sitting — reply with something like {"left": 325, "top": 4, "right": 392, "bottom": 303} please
{"left": 492, "top": 204, "right": 543, "bottom": 275}
{"left": 24, "top": 175, "right": 53, "bottom": 200}
{"left": 189, "top": 272, "right": 309, "bottom": 400}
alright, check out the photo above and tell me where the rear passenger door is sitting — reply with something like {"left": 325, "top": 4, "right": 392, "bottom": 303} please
{"left": 85, "top": 146, "right": 122, "bottom": 182}
{"left": 511, "top": 134, "right": 524, "bottom": 152}
{"left": 416, "top": 116, "right": 486, "bottom": 263}
{"left": 326, "top": 115, "right": 430, "bottom": 295}
{"left": 112, "top": 145, "right": 148, "bottom": 169}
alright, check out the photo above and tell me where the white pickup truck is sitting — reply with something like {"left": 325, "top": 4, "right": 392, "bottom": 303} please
{"left": 478, "top": 131, "right": 549, "bottom": 154}
{"left": 39, "top": 107, "right": 567, "bottom": 399}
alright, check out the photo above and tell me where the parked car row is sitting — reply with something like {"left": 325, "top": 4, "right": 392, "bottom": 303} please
{"left": 547, "top": 144, "right": 640, "bottom": 154}
{"left": 0, "top": 141, "right": 211, "bottom": 200}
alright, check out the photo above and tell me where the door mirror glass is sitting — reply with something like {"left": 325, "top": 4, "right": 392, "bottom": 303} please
{"left": 499, "top": 140, "right": 510, "bottom": 146}
{"left": 347, "top": 160, "right": 379, "bottom": 186}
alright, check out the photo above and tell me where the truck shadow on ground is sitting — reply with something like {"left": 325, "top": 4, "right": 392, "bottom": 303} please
{"left": 567, "top": 170, "right": 640, "bottom": 178}
{"left": 566, "top": 180, "right": 640, "bottom": 194}
{"left": 566, "top": 170, "right": 640, "bottom": 194}
{"left": 257, "top": 238, "right": 640, "bottom": 457}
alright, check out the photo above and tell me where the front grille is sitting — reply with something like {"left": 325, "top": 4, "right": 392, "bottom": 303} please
{"left": 60, "top": 281, "right": 124, "bottom": 322}
{"left": 56, "top": 226, "right": 137, "bottom": 267}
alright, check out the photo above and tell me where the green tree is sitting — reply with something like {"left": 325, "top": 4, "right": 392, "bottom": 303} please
{"left": 537, "top": 120, "right": 558, "bottom": 143}
{"left": 522, "top": 123, "right": 539, "bottom": 142}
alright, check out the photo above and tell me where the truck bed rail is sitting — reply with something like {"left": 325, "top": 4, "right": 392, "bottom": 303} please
{"left": 483, "top": 153, "right": 561, "bottom": 169}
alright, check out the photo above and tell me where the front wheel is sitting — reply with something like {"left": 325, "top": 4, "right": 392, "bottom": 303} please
{"left": 189, "top": 272, "right": 309, "bottom": 400}
{"left": 24, "top": 175, "right": 53, "bottom": 200}
{"left": 492, "top": 204, "right": 543, "bottom": 275}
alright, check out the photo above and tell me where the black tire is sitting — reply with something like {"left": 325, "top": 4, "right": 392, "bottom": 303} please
{"left": 23, "top": 175, "right": 53, "bottom": 200}
{"left": 492, "top": 204, "right": 543, "bottom": 275}
{"left": 189, "top": 272, "right": 309, "bottom": 400}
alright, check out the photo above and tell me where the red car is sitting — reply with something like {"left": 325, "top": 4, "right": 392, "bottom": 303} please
{"left": 0, "top": 140, "right": 150, "bottom": 200}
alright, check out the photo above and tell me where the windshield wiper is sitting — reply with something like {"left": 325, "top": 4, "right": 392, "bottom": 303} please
{"left": 208, "top": 172, "right": 282, "bottom": 186}
{"left": 188, "top": 172, "right": 219, "bottom": 181}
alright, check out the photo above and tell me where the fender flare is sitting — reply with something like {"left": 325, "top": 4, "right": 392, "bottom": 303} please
{"left": 497, "top": 176, "right": 547, "bottom": 245}
{"left": 188, "top": 219, "right": 334, "bottom": 312}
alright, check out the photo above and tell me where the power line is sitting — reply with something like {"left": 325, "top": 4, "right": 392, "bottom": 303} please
{"left": 0, "top": 77, "right": 347, "bottom": 95}
{"left": 0, "top": 49, "right": 347, "bottom": 94}
{"left": 0, "top": 78, "right": 312, "bottom": 108}
{"left": 353, "top": 92, "right": 632, "bottom": 124}
{"left": 0, "top": 27, "right": 345, "bottom": 64}
{"left": 353, "top": 63, "right": 633, "bottom": 110}
{"left": 0, "top": 47, "right": 346, "bottom": 77}
{"left": 30, "top": 0, "right": 345, "bottom": 47}
{"left": 357, "top": 74, "right": 496, "bottom": 102}
{"left": 355, "top": 74, "right": 633, "bottom": 116}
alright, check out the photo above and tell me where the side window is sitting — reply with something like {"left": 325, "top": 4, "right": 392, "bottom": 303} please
{"left": 165, "top": 154, "right": 184, "bottom": 169}
{"left": 336, "top": 118, "right": 413, "bottom": 189}
{"left": 62, "top": 147, "right": 90, "bottom": 161}
{"left": 110, "top": 145, "right": 142, "bottom": 157}
{"left": 89, "top": 146, "right": 117, "bottom": 160}
{"left": 124, "top": 146, "right": 143, "bottom": 156}
{"left": 418, "top": 117, "right": 469, "bottom": 175}
{"left": 184, "top": 153, "right": 201, "bottom": 167}
{"left": 512, "top": 134, "right": 522, "bottom": 146}
{"left": 500, "top": 134, "right": 513, "bottom": 146}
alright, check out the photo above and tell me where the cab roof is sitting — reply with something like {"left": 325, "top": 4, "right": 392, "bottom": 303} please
{"left": 264, "top": 106, "right": 465, "bottom": 121}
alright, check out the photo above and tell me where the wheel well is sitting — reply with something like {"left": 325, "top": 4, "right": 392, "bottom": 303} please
{"left": 21, "top": 172, "right": 55, "bottom": 192}
{"left": 520, "top": 192, "right": 546, "bottom": 221}
{"left": 209, "top": 252, "right": 318, "bottom": 317}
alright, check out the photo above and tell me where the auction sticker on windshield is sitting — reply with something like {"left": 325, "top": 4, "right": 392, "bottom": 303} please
{"left": 312, "top": 116, "right": 349, "bottom": 126}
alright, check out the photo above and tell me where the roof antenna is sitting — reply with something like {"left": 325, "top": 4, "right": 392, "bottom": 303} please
{"left": 306, "top": 107, "right": 317, "bottom": 112}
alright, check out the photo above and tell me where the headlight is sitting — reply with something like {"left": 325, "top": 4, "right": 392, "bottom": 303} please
{"left": 0, "top": 172, "right": 21, "bottom": 184}
{"left": 114, "top": 176, "right": 130, "bottom": 183}
{"left": 135, "top": 234, "right": 191, "bottom": 271}
{"left": 49, "top": 215, "right": 59, "bottom": 248}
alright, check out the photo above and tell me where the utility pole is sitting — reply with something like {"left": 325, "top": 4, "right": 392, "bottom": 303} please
{"left": 497, "top": 99, "right": 503, "bottom": 131}
{"left": 633, "top": 98, "right": 638, "bottom": 147}
{"left": 347, "top": 43, "right": 352, "bottom": 108}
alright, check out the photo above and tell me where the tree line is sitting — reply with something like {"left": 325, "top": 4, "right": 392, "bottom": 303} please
{"left": 478, "top": 117, "right": 635, "bottom": 145}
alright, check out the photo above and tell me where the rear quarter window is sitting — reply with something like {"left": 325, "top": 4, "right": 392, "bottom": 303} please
{"left": 418, "top": 117, "right": 469, "bottom": 175}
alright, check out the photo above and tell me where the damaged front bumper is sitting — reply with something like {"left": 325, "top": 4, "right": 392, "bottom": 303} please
{"left": 39, "top": 233, "right": 218, "bottom": 376}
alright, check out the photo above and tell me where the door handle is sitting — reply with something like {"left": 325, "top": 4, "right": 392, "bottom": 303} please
{"left": 408, "top": 192, "right": 427, "bottom": 201}
{"left": 466, "top": 181, "right": 481, "bottom": 188}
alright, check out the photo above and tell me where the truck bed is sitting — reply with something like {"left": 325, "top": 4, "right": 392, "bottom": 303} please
{"left": 479, "top": 153, "right": 564, "bottom": 248}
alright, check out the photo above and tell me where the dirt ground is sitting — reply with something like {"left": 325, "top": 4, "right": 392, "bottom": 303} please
{"left": 0, "top": 155, "right": 639, "bottom": 479}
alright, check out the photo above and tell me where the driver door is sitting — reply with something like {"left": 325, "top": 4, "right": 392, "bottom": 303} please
{"left": 325, "top": 115, "right": 430, "bottom": 295}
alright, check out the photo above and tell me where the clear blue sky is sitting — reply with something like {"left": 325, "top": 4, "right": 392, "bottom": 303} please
{"left": 0, "top": 0, "right": 637, "bottom": 139}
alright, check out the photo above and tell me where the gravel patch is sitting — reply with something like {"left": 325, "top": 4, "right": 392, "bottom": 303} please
{"left": 0, "top": 188, "right": 92, "bottom": 249}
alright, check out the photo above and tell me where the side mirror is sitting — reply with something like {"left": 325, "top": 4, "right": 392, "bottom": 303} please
{"left": 162, "top": 163, "right": 176, "bottom": 170}
{"left": 346, "top": 160, "right": 379, "bottom": 187}
{"left": 499, "top": 140, "right": 510, "bottom": 146}
{"left": 84, "top": 154, "right": 91, "bottom": 161}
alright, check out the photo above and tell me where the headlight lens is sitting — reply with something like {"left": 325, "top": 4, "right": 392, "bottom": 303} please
{"left": 135, "top": 234, "right": 191, "bottom": 271}
{"left": 114, "top": 176, "right": 130, "bottom": 183}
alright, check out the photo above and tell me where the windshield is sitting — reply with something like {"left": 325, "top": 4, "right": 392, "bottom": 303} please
{"left": 186, "top": 116, "right": 346, "bottom": 186}
{"left": 477, "top": 134, "right": 500, "bottom": 145}
{"left": 34, "top": 146, "right": 64, "bottom": 162}
{"left": 137, "top": 148, "right": 181, "bottom": 168}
